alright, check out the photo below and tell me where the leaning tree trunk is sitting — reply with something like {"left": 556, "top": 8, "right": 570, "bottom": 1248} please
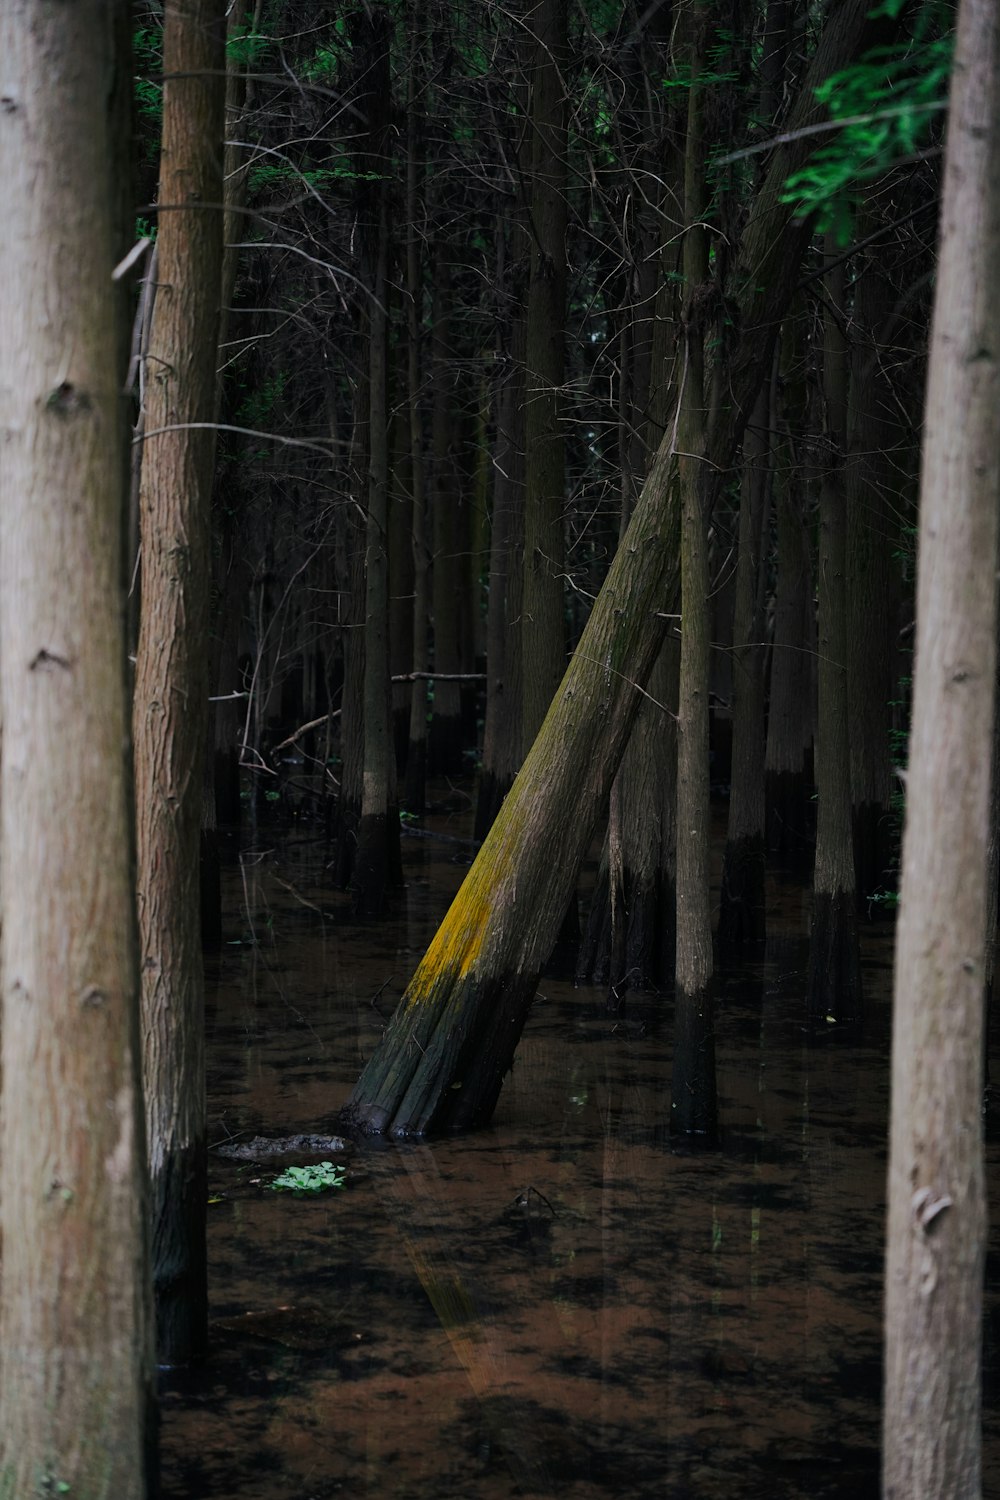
{"left": 0, "top": 2, "right": 153, "bottom": 1491}
{"left": 341, "top": 0, "right": 883, "bottom": 1136}
{"left": 883, "top": 0, "right": 1000, "bottom": 1488}
{"left": 807, "top": 256, "right": 862, "bottom": 1026}
{"left": 132, "top": 0, "right": 225, "bottom": 1364}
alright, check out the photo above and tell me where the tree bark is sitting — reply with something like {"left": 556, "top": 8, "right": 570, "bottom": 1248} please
{"left": 765, "top": 310, "right": 816, "bottom": 869}
{"left": 718, "top": 383, "right": 771, "bottom": 948}
{"left": 354, "top": 5, "right": 401, "bottom": 916}
{"left": 521, "top": 0, "right": 569, "bottom": 748}
{"left": 883, "top": 0, "right": 1000, "bottom": 1487}
{"left": 807, "top": 255, "right": 862, "bottom": 1026}
{"left": 672, "top": 15, "right": 717, "bottom": 1141}
{"left": 0, "top": 3, "right": 153, "bottom": 1490}
{"left": 132, "top": 0, "right": 226, "bottom": 1364}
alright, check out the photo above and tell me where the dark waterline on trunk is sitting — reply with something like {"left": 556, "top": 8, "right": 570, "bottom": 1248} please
{"left": 159, "top": 788, "right": 1000, "bottom": 1499}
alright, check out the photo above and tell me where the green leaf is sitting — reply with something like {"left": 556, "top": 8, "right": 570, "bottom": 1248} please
{"left": 270, "top": 1162, "right": 347, "bottom": 1195}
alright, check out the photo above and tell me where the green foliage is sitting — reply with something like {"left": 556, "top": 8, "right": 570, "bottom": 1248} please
{"left": 235, "top": 371, "right": 288, "bottom": 428}
{"left": 133, "top": 22, "right": 163, "bottom": 159}
{"left": 270, "top": 1162, "right": 347, "bottom": 1194}
{"left": 227, "top": 24, "right": 269, "bottom": 67}
{"left": 782, "top": 2, "right": 953, "bottom": 243}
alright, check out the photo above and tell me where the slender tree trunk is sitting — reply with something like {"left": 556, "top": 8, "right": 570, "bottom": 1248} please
{"left": 0, "top": 3, "right": 153, "bottom": 1490}
{"left": 476, "top": 279, "right": 519, "bottom": 839}
{"left": 521, "top": 0, "right": 569, "bottom": 748}
{"left": 846, "top": 210, "right": 902, "bottom": 905}
{"left": 765, "top": 312, "right": 816, "bottom": 869}
{"left": 331, "top": 384, "right": 368, "bottom": 879}
{"left": 354, "top": 5, "right": 401, "bottom": 916}
{"left": 884, "top": 0, "right": 1000, "bottom": 1487}
{"left": 672, "top": 21, "right": 717, "bottom": 1140}
{"left": 807, "top": 255, "right": 862, "bottom": 1026}
{"left": 428, "top": 241, "right": 466, "bottom": 775}
{"left": 403, "top": 17, "right": 431, "bottom": 814}
{"left": 719, "top": 382, "right": 771, "bottom": 947}
{"left": 132, "top": 0, "right": 225, "bottom": 1364}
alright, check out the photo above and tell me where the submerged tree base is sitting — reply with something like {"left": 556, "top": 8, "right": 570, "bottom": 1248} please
{"left": 577, "top": 862, "right": 674, "bottom": 1001}
{"left": 343, "top": 966, "right": 540, "bottom": 1136}
{"left": 403, "top": 738, "right": 427, "bottom": 816}
{"left": 670, "top": 984, "right": 718, "bottom": 1142}
{"left": 352, "top": 809, "right": 402, "bottom": 918}
{"left": 718, "top": 833, "right": 766, "bottom": 949}
{"left": 807, "top": 888, "right": 863, "bottom": 1027}
{"left": 153, "top": 1137, "right": 208, "bottom": 1365}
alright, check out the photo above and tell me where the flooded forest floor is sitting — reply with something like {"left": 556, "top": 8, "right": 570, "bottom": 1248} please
{"left": 160, "top": 785, "right": 1000, "bottom": 1499}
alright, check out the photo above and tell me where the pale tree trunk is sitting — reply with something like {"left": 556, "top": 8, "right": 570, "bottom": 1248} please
{"left": 0, "top": 2, "right": 153, "bottom": 1492}
{"left": 883, "top": 0, "right": 1000, "bottom": 1488}
{"left": 521, "top": 0, "right": 569, "bottom": 749}
{"left": 133, "top": 0, "right": 225, "bottom": 1364}
{"left": 342, "top": 0, "right": 882, "bottom": 1136}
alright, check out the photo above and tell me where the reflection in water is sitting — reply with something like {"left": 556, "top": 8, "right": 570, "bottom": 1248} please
{"left": 161, "top": 810, "right": 1000, "bottom": 1499}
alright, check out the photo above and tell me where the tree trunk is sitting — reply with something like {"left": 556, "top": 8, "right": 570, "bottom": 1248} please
{"left": 672, "top": 18, "right": 717, "bottom": 1141}
{"left": 807, "top": 255, "right": 862, "bottom": 1027}
{"left": 428, "top": 241, "right": 466, "bottom": 776}
{"left": 342, "top": 0, "right": 884, "bottom": 1136}
{"left": 403, "top": 16, "right": 431, "bottom": 815}
{"left": 765, "top": 311, "right": 816, "bottom": 870}
{"left": 354, "top": 5, "right": 401, "bottom": 916}
{"left": 521, "top": 0, "right": 569, "bottom": 749}
{"left": 883, "top": 0, "right": 1000, "bottom": 1487}
{"left": 0, "top": 3, "right": 153, "bottom": 1490}
{"left": 132, "top": 0, "right": 226, "bottom": 1364}
{"left": 846, "top": 209, "right": 903, "bottom": 905}
{"left": 719, "top": 383, "right": 771, "bottom": 947}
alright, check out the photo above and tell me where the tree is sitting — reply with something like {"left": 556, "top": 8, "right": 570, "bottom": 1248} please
{"left": 883, "top": 0, "right": 1000, "bottom": 1488}
{"left": 342, "top": 0, "right": 883, "bottom": 1136}
{"left": 807, "top": 255, "right": 862, "bottom": 1025}
{"left": 521, "top": 0, "right": 570, "bottom": 749}
{"left": 672, "top": 8, "right": 717, "bottom": 1138}
{"left": 0, "top": 1, "right": 153, "bottom": 1491}
{"left": 353, "top": 2, "right": 402, "bottom": 915}
{"left": 132, "top": 0, "right": 226, "bottom": 1363}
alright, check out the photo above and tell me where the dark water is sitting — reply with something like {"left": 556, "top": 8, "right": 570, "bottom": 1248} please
{"left": 160, "top": 794, "right": 1000, "bottom": 1499}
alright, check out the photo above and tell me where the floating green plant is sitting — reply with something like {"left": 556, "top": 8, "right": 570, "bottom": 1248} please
{"left": 269, "top": 1162, "right": 347, "bottom": 1195}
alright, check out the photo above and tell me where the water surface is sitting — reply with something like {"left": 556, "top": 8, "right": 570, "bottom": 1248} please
{"left": 160, "top": 800, "right": 1000, "bottom": 1498}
